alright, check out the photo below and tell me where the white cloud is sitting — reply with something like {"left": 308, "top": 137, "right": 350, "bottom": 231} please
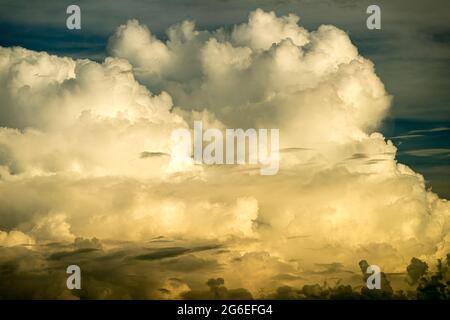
{"left": 0, "top": 230, "right": 34, "bottom": 247}
{"left": 0, "top": 9, "right": 448, "bottom": 295}
{"left": 231, "top": 9, "right": 309, "bottom": 50}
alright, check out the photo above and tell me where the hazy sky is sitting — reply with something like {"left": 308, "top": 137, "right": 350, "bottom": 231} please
{"left": 0, "top": 0, "right": 449, "bottom": 299}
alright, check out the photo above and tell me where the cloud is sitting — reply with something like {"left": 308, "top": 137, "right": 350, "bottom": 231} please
{"left": 389, "top": 134, "right": 424, "bottom": 140}
{"left": 107, "top": 9, "right": 391, "bottom": 145}
{"left": 408, "top": 127, "right": 449, "bottom": 134}
{"left": 0, "top": 230, "right": 34, "bottom": 247}
{"left": 0, "top": 9, "right": 449, "bottom": 298}
{"left": 231, "top": 9, "right": 309, "bottom": 50}
{"left": 403, "top": 148, "right": 450, "bottom": 157}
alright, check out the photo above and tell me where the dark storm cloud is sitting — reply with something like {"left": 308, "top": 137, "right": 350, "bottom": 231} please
{"left": 0, "top": 239, "right": 226, "bottom": 299}
{"left": 0, "top": 239, "right": 449, "bottom": 299}
{"left": 161, "top": 255, "right": 219, "bottom": 272}
{"left": 135, "top": 244, "right": 223, "bottom": 261}
{"left": 48, "top": 248, "right": 100, "bottom": 261}
{"left": 135, "top": 247, "right": 191, "bottom": 260}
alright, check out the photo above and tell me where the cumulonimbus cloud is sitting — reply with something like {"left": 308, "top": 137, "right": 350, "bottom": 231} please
{"left": 0, "top": 9, "right": 448, "bottom": 298}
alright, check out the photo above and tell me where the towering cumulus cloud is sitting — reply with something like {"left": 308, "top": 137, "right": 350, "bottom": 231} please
{"left": 0, "top": 9, "right": 448, "bottom": 298}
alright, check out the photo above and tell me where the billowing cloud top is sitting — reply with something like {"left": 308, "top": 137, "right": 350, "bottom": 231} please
{"left": 0, "top": 9, "right": 448, "bottom": 299}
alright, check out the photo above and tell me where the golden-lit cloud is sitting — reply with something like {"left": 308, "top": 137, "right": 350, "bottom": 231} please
{"left": 0, "top": 9, "right": 448, "bottom": 298}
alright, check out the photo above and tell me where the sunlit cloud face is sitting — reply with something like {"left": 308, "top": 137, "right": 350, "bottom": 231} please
{"left": 0, "top": 9, "right": 449, "bottom": 299}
